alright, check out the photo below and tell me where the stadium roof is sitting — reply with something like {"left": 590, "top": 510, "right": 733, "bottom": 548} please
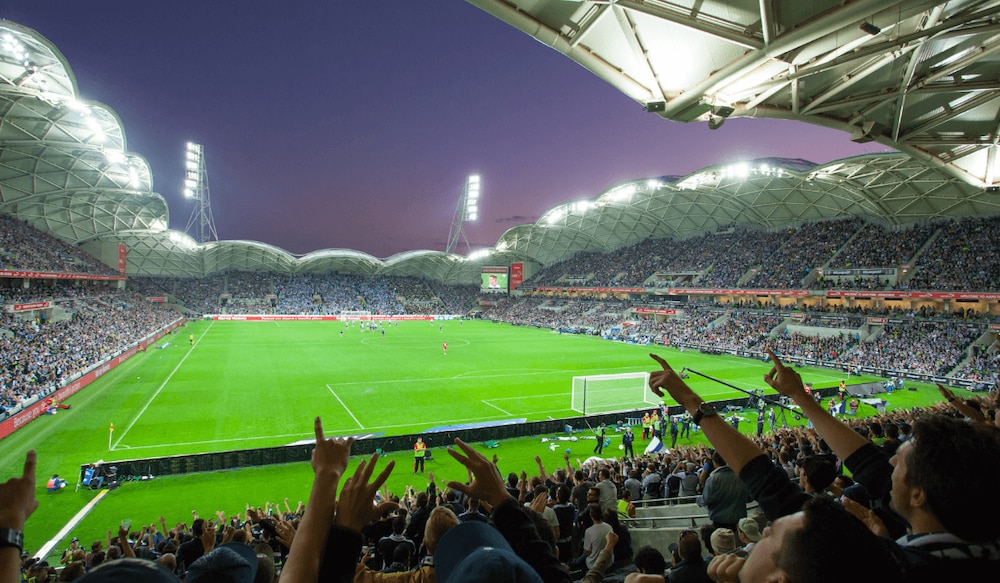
{"left": 2, "top": 16, "right": 1000, "bottom": 282}
{"left": 466, "top": 0, "right": 1000, "bottom": 188}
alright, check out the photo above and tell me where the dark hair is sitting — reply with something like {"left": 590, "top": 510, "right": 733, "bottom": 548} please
{"left": 391, "top": 542, "right": 412, "bottom": 568}
{"left": 634, "top": 546, "right": 666, "bottom": 574}
{"left": 588, "top": 503, "right": 603, "bottom": 521}
{"left": 906, "top": 414, "right": 1000, "bottom": 541}
{"left": 192, "top": 518, "right": 205, "bottom": 537}
{"left": 801, "top": 454, "right": 836, "bottom": 492}
{"left": 699, "top": 523, "right": 716, "bottom": 555}
{"left": 556, "top": 485, "right": 571, "bottom": 503}
{"left": 776, "top": 497, "right": 902, "bottom": 583}
{"left": 678, "top": 531, "right": 702, "bottom": 562}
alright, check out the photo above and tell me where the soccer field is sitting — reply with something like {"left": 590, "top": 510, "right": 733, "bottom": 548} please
{"left": 5, "top": 318, "right": 891, "bottom": 552}
{"left": 92, "top": 318, "right": 855, "bottom": 457}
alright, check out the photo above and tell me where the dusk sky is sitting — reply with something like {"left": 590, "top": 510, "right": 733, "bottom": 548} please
{"left": 3, "top": 2, "right": 892, "bottom": 258}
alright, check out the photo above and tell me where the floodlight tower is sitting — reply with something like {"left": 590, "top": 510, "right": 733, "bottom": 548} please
{"left": 446, "top": 174, "right": 480, "bottom": 254}
{"left": 183, "top": 142, "right": 219, "bottom": 243}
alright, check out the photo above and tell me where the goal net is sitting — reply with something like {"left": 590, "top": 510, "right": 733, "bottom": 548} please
{"left": 571, "top": 372, "right": 657, "bottom": 415}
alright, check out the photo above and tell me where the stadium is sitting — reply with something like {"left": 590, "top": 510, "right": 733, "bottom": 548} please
{"left": 3, "top": 2, "right": 1000, "bottom": 582}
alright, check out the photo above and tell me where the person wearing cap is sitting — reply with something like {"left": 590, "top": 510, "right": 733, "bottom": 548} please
{"left": 736, "top": 518, "right": 761, "bottom": 555}
{"left": 446, "top": 438, "right": 569, "bottom": 582}
{"left": 709, "top": 528, "right": 739, "bottom": 557}
{"left": 76, "top": 558, "right": 179, "bottom": 583}
{"left": 61, "top": 537, "right": 81, "bottom": 565}
{"left": 185, "top": 541, "right": 257, "bottom": 583}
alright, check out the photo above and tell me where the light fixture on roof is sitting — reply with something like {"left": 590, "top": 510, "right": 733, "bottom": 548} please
{"left": 851, "top": 120, "right": 886, "bottom": 143}
{"left": 860, "top": 21, "right": 881, "bottom": 36}
{"left": 708, "top": 104, "right": 735, "bottom": 130}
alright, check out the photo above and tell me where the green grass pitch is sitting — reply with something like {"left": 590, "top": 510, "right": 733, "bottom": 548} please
{"left": 2, "top": 319, "right": 952, "bottom": 556}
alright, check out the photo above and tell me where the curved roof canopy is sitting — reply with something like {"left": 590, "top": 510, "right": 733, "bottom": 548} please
{"left": 466, "top": 0, "right": 1000, "bottom": 188}
{"left": 3, "top": 17, "right": 1000, "bottom": 282}
{"left": 496, "top": 154, "right": 1000, "bottom": 265}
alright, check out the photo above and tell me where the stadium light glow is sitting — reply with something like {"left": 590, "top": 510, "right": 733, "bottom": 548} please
{"left": 602, "top": 184, "right": 636, "bottom": 203}
{"left": 183, "top": 142, "right": 219, "bottom": 242}
{"left": 447, "top": 174, "right": 484, "bottom": 254}
{"left": 104, "top": 149, "right": 126, "bottom": 164}
{"left": 467, "top": 248, "right": 491, "bottom": 260}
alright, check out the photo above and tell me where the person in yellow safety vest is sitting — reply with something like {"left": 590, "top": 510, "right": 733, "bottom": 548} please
{"left": 641, "top": 413, "right": 651, "bottom": 440}
{"left": 413, "top": 437, "right": 427, "bottom": 474}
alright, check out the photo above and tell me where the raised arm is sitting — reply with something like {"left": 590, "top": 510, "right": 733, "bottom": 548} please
{"left": 278, "top": 417, "right": 352, "bottom": 583}
{"left": 648, "top": 354, "right": 761, "bottom": 474}
{"left": 648, "top": 353, "right": 808, "bottom": 521}
{"left": 535, "top": 455, "right": 548, "bottom": 482}
{"left": 0, "top": 451, "right": 37, "bottom": 583}
{"left": 763, "top": 350, "right": 868, "bottom": 461}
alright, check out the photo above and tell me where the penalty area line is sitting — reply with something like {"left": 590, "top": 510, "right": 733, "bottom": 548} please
{"left": 326, "top": 384, "right": 365, "bottom": 429}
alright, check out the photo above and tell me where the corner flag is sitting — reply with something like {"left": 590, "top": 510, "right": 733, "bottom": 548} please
{"left": 109, "top": 423, "right": 114, "bottom": 450}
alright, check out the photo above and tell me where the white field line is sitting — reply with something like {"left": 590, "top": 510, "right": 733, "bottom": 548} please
{"left": 113, "top": 321, "right": 214, "bottom": 449}
{"left": 481, "top": 400, "right": 513, "bottom": 416}
{"left": 326, "top": 384, "right": 365, "bottom": 429}
{"left": 107, "top": 408, "right": 579, "bottom": 452}
{"left": 36, "top": 489, "right": 110, "bottom": 559}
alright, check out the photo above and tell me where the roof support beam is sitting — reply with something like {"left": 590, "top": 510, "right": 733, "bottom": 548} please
{"left": 615, "top": 0, "right": 763, "bottom": 50}
{"left": 612, "top": 4, "right": 667, "bottom": 101}
{"left": 758, "top": 0, "right": 774, "bottom": 46}
{"left": 658, "top": 0, "right": 931, "bottom": 118}
{"left": 803, "top": 79, "right": 1000, "bottom": 117}
{"left": 568, "top": 2, "right": 613, "bottom": 49}
{"left": 801, "top": 52, "right": 903, "bottom": 116}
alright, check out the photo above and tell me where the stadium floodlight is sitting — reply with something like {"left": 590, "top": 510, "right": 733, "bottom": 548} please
{"left": 446, "top": 174, "right": 483, "bottom": 254}
{"left": 182, "top": 141, "right": 219, "bottom": 243}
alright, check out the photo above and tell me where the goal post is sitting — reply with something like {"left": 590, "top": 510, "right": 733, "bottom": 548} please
{"left": 571, "top": 372, "right": 658, "bottom": 415}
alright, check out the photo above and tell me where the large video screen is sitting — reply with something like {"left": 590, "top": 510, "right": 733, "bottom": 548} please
{"left": 481, "top": 266, "right": 509, "bottom": 292}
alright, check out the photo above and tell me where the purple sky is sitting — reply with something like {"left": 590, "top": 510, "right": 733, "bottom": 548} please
{"left": 3, "top": 2, "right": 891, "bottom": 258}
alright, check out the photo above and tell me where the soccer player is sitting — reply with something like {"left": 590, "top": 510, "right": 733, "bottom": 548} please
{"left": 189, "top": 334, "right": 194, "bottom": 346}
{"left": 442, "top": 342, "right": 447, "bottom": 355}
{"left": 413, "top": 437, "right": 427, "bottom": 474}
